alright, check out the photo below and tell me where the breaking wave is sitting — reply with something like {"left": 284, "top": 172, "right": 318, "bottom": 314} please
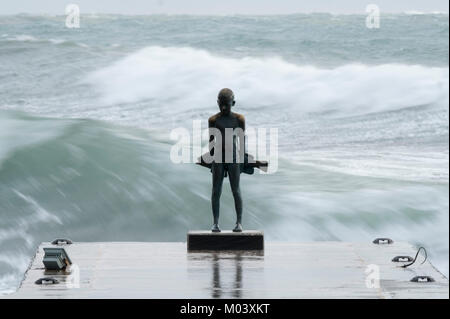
{"left": 86, "top": 46, "right": 449, "bottom": 116}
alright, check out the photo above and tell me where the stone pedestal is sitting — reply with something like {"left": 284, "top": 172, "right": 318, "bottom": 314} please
{"left": 187, "top": 230, "right": 264, "bottom": 251}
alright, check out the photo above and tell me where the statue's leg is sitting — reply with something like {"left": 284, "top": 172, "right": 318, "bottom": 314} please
{"left": 228, "top": 163, "right": 242, "bottom": 224}
{"left": 211, "top": 162, "right": 225, "bottom": 225}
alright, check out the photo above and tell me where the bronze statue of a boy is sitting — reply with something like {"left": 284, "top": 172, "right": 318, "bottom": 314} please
{"left": 197, "top": 88, "right": 268, "bottom": 232}
{"left": 208, "top": 88, "right": 245, "bottom": 233}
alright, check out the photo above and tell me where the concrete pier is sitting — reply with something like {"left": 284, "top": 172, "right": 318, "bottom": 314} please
{"left": 4, "top": 241, "right": 449, "bottom": 299}
{"left": 187, "top": 231, "right": 264, "bottom": 251}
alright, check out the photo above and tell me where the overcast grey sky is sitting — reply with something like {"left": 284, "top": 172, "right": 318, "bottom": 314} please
{"left": 1, "top": 0, "right": 448, "bottom": 15}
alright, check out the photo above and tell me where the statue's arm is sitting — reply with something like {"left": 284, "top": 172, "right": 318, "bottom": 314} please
{"left": 238, "top": 114, "right": 245, "bottom": 131}
{"left": 237, "top": 114, "right": 246, "bottom": 154}
{"left": 208, "top": 116, "right": 216, "bottom": 156}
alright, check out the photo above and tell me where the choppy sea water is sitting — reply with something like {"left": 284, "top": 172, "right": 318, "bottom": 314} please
{"left": 0, "top": 13, "right": 448, "bottom": 294}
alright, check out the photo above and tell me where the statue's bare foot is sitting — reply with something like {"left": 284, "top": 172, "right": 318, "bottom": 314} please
{"left": 232, "top": 223, "right": 243, "bottom": 232}
{"left": 211, "top": 224, "right": 221, "bottom": 232}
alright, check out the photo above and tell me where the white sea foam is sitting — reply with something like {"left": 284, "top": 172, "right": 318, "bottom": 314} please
{"left": 6, "top": 34, "right": 38, "bottom": 42}
{"left": 1, "top": 34, "right": 90, "bottom": 48}
{"left": 86, "top": 46, "right": 449, "bottom": 116}
{"left": 404, "top": 11, "right": 449, "bottom": 15}
{"left": 49, "top": 38, "right": 66, "bottom": 44}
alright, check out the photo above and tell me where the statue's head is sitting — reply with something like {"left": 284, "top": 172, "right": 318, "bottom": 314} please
{"left": 217, "top": 88, "right": 235, "bottom": 115}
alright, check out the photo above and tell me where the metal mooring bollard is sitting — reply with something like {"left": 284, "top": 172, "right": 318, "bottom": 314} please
{"left": 373, "top": 238, "right": 394, "bottom": 244}
{"left": 411, "top": 276, "right": 435, "bottom": 283}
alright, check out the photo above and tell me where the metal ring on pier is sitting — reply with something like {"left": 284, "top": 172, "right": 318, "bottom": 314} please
{"left": 373, "top": 238, "right": 393, "bottom": 244}
{"left": 51, "top": 238, "right": 73, "bottom": 245}
{"left": 35, "top": 277, "right": 59, "bottom": 285}
{"left": 410, "top": 276, "right": 435, "bottom": 283}
{"left": 392, "top": 256, "right": 414, "bottom": 262}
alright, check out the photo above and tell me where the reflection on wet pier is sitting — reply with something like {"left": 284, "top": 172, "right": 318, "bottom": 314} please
{"left": 188, "top": 251, "right": 262, "bottom": 298}
{"left": 6, "top": 242, "right": 449, "bottom": 299}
